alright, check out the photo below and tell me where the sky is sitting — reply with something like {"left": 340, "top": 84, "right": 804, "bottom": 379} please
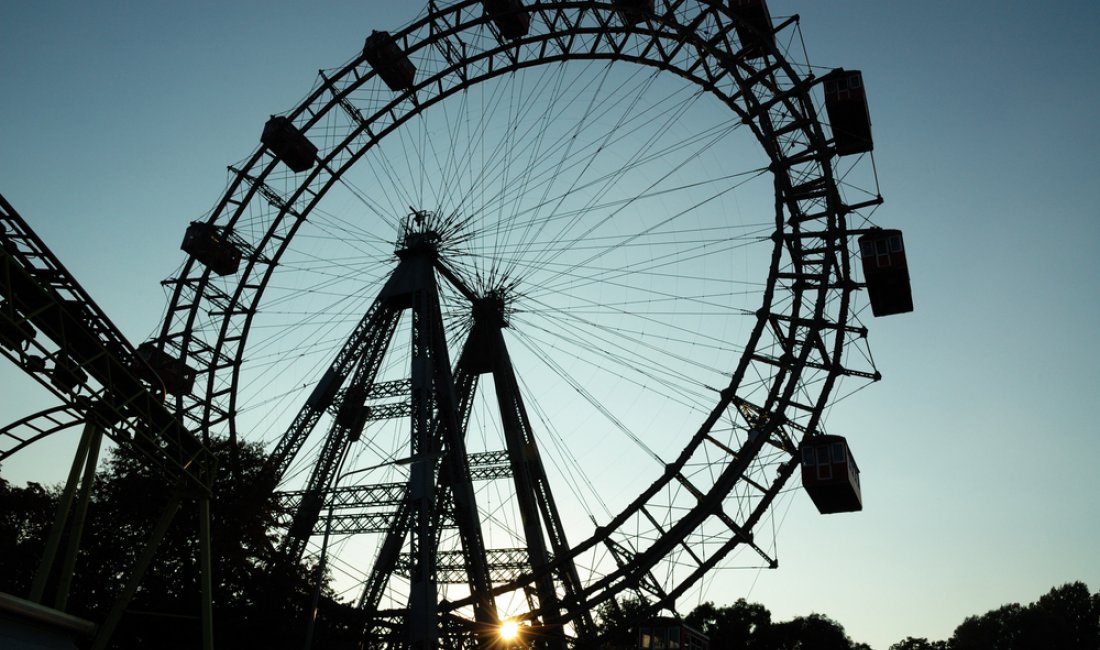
{"left": 2, "top": 1, "right": 1099, "bottom": 648}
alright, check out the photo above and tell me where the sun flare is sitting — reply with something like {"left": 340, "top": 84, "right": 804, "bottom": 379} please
{"left": 499, "top": 620, "right": 521, "bottom": 641}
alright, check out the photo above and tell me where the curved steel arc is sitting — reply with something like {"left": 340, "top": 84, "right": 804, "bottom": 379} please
{"left": 434, "top": 30, "right": 825, "bottom": 635}
{"left": 150, "top": 0, "right": 876, "bottom": 642}
{"left": 162, "top": 10, "right": 831, "bottom": 596}
{"left": 0, "top": 405, "right": 84, "bottom": 463}
{"left": 158, "top": 0, "right": 810, "bottom": 444}
{"left": 2, "top": 194, "right": 211, "bottom": 491}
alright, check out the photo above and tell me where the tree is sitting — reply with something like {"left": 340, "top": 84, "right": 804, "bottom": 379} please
{"left": 948, "top": 583, "right": 1100, "bottom": 650}
{"left": 950, "top": 602, "right": 1025, "bottom": 650}
{"left": 1034, "top": 582, "right": 1100, "bottom": 650}
{"left": 889, "top": 637, "right": 947, "bottom": 650}
{"left": 759, "top": 612, "right": 855, "bottom": 650}
{"left": 0, "top": 478, "right": 55, "bottom": 594}
{"left": 685, "top": 598, "right": 771, "bottom": 649}
{"left": 681, "top": 600, "right": 873, "bottom": 650}
{"left": 595, "top": 596, "right": 653, "bottom": 649}
{"left": 0, "top": 439, "right": 327, "bottom": 649}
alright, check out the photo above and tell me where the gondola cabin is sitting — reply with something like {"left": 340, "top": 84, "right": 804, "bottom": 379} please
{"left": 0, "top": 302, "right": 35, "bottom": 351}
{"left": 637, "top": 617, "right": 709, "bottom": 650}
{"left": 821, "top": 68, "right": 873, "bottom": 156}
{"left": 261, "top": 116, "right": 318, "bottom": 173}
{"left": 132, "top": 342, "right": 196, "bottom": 397}
{"left": 613, "top": 0, "right": 654, "bottom": 25}
{"left": 364, "top": 30, "right": 417, "bottom": 92}
{"left": 483, "top": 0, "right": 531, "bottom": 40}
{"left": 46, "top": 299, "right": 103, "bottom": 366}
{"left": 801, "top": 435, "right": 862, "bottom": 514}
{"left": 50, "top": 356, "right": 87, "bottom": 394}
{"left": 729, "top": 0, "right": 776, "bottom": 58}
{"left": 181, "top": 222, "right": 242, "bottom": 276}
{"left": 858, "top": 229, "right": 913, "bottom": 317}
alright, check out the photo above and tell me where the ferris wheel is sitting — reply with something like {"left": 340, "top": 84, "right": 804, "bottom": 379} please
{"left": 140, "top": 0, "right": 905, "bottom": 646}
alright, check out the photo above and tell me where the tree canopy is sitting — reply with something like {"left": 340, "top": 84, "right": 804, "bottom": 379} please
{"left": 948, "top": 581, "right": 1099, "bottom": 650}
{"left": 0, "top": 439, "right": 337, "bottom": 649}
{"left": 595, "top": 582, "right": 1099, "bottom": 650}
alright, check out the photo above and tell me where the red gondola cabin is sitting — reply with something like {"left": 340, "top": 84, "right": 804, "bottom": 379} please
{"left": 821, "top": 68, "right": 873, "bottom": 156}
{"left": 181, "top": 222, "right": 242, "bottom": 276}
{"left": 637, "top": 617, "right": 709, "bottom": 650}
{"left": 132, "top": 342, "right": 196, "bottom": 397}
{"left": 858, "top": 228, "right": 913, "bottom": 317}
{"left": 261, "top": 116, "right": 318, "bottom": 173}
{"left": 483, "top": 0, "right": 531, "bottom": 40}
{"left": 801, "top": 435, "right": 862, "bottom": 514}
{"left": 364, "top": 31, "right": 417, "bottom": 92}
{"left": 729, "top": 0, "right": 775, "bottom": 58}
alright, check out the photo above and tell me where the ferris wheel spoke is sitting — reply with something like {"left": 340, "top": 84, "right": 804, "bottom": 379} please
{"left": 518, "top": 282, "right": 749, "bottom": 363}
{"left": 518, "top": 96, "right": 724, "bottom": 281}
{"left": 509, "top": 328, "right": 664, "bottom": 468}
{"left": 513, "top": 317, "right": 717, "bottom": 419}
{"left": 518, "top": 236, "right": 766, "bottom": 307}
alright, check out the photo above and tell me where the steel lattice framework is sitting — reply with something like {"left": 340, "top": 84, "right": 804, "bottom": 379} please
{"left": 0, "top": 193, "right": 218, "bottom": 650}
{"left": 137, "top": 1, "right": 887, "bottom": 647}
{"left": 0, "top": 195, "right": 213, "bottom": 490}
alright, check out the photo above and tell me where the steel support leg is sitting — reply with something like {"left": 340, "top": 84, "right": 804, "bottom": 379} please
{"left": 29, "top": 419, "right": 99, "bottom": 604}
{"left": 53, "top": 422, "right": 104, "bottom": 610}
{"left": 489, "top": 325, "right": 594, "bottom": 642}
{"left": 408, "top": 274, "right": 439, "bottom": 650}
{"left": 200, "top": 489, "right": 215, "bottom": 650}
{"left": 91, "top": 491, "right": 184, "bottom": 650}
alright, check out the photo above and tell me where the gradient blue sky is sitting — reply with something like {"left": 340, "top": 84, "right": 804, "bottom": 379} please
{"left": 2, "top": 2, "right": 1098, "bottom": 648}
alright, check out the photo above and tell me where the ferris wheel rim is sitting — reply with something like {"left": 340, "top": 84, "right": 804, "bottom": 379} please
{"left": 154, "top": 0, "right": 870, "bottom": 635}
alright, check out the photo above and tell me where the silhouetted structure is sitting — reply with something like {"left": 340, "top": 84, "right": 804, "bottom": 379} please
{"left": 181, "top": 222, "right": 242, "bottom": 276}
{"left": 132, "top": 341, "right": 197, "bottom": 397}
{"left": 364, "top": 30, "right": 417, "bottom": 91}
{"left": 613, "top": 0, "right": 654, "bottom": 24}
{"left": 730, "top": 0, "right": 776, "bottom": 57}
{"left": 822, "top": 68, "right": 874, "bottom": 155}
{"left": 637, "top": 616, "right": 709, "bottom": 649}
{"left": 483, "top": 0, "right": 531, "bottom": 39}
{"left": 261, "top": 116, "right": 318, "bottom": 172}
{"left": 859, "top": 228, "right": 914, "bottom": 317}
{"left": 801, "top": 435, "right": 862, "bottom": 514}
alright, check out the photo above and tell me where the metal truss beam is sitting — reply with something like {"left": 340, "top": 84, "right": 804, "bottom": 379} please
{"left": 0, "top": 193, "right": 211, "bottom": 492}
{"left": 397, "top": 548, "right": 533, "bottom": 585}
{"left": 279, "top": 297, "right": 402, "bottom": 560}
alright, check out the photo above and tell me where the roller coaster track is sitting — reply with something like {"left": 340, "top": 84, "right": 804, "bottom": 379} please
{"left": 0, "top": 193, "right": 212, "bottom": 492}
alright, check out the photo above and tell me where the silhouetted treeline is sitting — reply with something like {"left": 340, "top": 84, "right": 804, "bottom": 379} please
{"left": 596, "top": 581, "right": 1100, "bottom": 650}
{"left": 596, "top": 597, "right": 871, "bottom": 649}
{"left": 894, "top": 580, "right": 1100, "bottom": 650}
{"left": 0, "top": 440, "right": 360, "bottom": 650}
